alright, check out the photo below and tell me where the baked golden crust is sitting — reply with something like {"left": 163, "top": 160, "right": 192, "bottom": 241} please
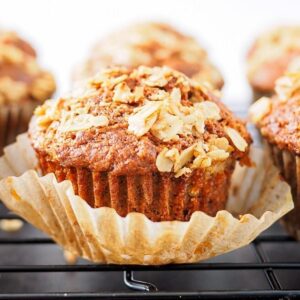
{"left": 0, "top": 31, "right": 56, "bottom": 105}
{"left": 30, "top": 66, "right": 250, "bottom": 176}
{"left": 250, "top": 72, "right": 300, "bottom": 155}
{"left": 247, "top": 26, "right": 300, "bottom": 93}
{"left": 74, "top": 22, "right": 224, "bottom": 89}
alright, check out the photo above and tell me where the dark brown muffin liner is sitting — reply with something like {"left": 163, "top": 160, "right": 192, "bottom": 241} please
{"left": 0, "top": 102, "right": 36, "bottom": 155}
{"left": 266, "top": 142, "right": 300, "bottom": 239}
{"left": 36, "top": 153, "right": 236, "bottom": 222}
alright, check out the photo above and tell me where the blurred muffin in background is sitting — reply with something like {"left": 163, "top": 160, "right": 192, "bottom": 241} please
{"left": 247, "top": 26, "right": 300, "bottom": 100}
{"left": 31, "top": 66, "right": 250, "bottom": 222}
{"left": 250, "top": 72, "right": 300, "bottom": 238}
{"left": 73, "top": 22, "right": 224, "bottom": 89}
{"left": 0, "top": 30, "right": 56, "bottom": 152}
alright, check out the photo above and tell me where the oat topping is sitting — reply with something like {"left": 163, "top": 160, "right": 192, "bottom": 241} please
{"left": 275, "top": 72, "right": 300, "bottom": 101}
{"left": 0, "top": 219, "right": 24, "bottom": 232}
{"left": 73, "top": 22, "right": 224, "bottom": 89}
{"left": 247, "top": 26, "right": 300, "bottom": 92}
{"left": 31, "top": 66, "right": 250, "bottom": 176}
{"left": 224, "top": 127, "right": 248, "bottom": 152}
{"left": 156, "top": 137, "right": 233, "bottom": 177}
{"left": 249, "top": 97, "right": 271, "bottom": 124}
{"left": 0, "top": 31, "right": 56, "bottom": 104}
{"left": 250, "top": 72, "right": 300, "bottom": 154}
{"left": 250, "top": 73, "right": 300, "bottom": 124}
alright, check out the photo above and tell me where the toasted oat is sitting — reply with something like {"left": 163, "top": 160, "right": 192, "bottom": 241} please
{"left": 113, "top": 82, "right": 134, "bottom": 103}
{"left": 30, "top": 72, "right": 56, "bottom": 102}
{"left": 128, "top": 101, "right": 161, "bottom": 136}
{"left": 249, "top": 97, "right": 271, "bottom": 124}
{"left": 156, "top": 148, "right": 174, "bottom": 172}
{"left": 0, "top": 31, "right": 56, "bottom": 104}
{"left": 207, "top": 149, "right": 230, "bottom": 160}
{"left": 175, "top": 167, "right": 192, "bottom": 178}
{"left": 225, "top": 127, "right": 248, "bottom": 152}
{"left": 59, "top": 114, "right": 109, "bottom": 132}
{"left": 0, "top": 77, "right": 28, "bottom": 102}
{"left": 275, "top": 72, "right": 300, "bottom": 101}
{"left": 0, "top": 219, "right": 23, "bottom": 232}
{"left": 192, "top": 155, "right": 212, "bottom": 169}
{"left": 63, "top": 250, "right": 78, "bottom": 265}
{"left": 174, "top": 144, "right": 196, "bottom": 172}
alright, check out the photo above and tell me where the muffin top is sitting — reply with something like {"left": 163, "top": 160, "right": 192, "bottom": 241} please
{"left": 250, "top": 72, "right": 300, "bottom": 154}
{"left": 247, "top": 26, "right": 300, "bottom": 93}
{"left": 0, "top": 31, "right": 56, "bottom": 105}
{"left": 74, "top": 22, "right": 224, "bottom": 90}
{"left": 30, "top": 66, "right": 250, "bottom": 176}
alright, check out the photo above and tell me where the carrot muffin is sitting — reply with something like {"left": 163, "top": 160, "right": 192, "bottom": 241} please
{"left": 250, "top": 72, "right": 300, "bottom": 238}
{"left": 73, "top": 22, "right": 223, "bottom": 90}
{"left": 30, "top": 66, "right": 250, "bottom": 222}
{"left": 247, "top": 26, "right": 300, "bottom": 99}
{"left": 0, "top": 30, "right": 56, "bottom": 152}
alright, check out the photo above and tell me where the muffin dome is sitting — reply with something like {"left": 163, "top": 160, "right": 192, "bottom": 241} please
{"left": 30, "top": 66, "right": 250, "bottom": 221}
{"left": 247, "top": 26, "right": 300, "bottom": 94}
{"left": 32, "top": 66, "right": 249, "bottom": 174}
{"left": 74, "top": 22, "right": 223, "bottom": 89}
{"left": 250, "top": 72, "right": 300, "bottom": 154}
{"left": 0, "top": 31, "right": 56, "bottom": 105}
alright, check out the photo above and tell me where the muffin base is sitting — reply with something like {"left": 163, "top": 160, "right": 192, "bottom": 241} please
{"left": 36, "top": 153, "right": 236, "bottom": 222}
{"left": 267, "top": 142, "right": 300, "bottom": 239}
{"left": 0, "top": 102, "right": 36, "bottom": 155}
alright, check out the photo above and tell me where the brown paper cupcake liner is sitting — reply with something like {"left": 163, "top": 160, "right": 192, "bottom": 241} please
{"left": 0, "top": 134, "right": 293, "bottom": 265}
{"left": 0, "top": 102, "right": 36, "bottom": 155}
{"left": 36, "top": 152, "right": 235, "bottom": 222}
{"left": 266, "top": 142, "right": 300, "bottom": 239}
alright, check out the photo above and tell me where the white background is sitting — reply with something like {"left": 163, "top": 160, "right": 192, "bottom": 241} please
{"left": 1, "top": 0, "right": 300, "bottom": 108}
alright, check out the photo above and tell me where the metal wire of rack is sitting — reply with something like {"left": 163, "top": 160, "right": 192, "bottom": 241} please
{"left": 0, "top": 110, "right": 299, "bottom": 299}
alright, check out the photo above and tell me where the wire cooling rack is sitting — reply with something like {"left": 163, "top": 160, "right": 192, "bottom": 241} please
{"left": 0, "top": 110, "right": 299, "bottom": 299}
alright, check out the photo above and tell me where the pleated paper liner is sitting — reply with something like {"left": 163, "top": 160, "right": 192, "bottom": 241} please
{"left": 0, "top": 102, "right": 36, "bottom": 155}
{"left": 0, "top": 134, "right": 293, "bottom": 265}
{"left": 266, "top": 142, "right": 300, "bottom": 240}
{"left": 36, "top": 152, "right": 235, "bottom": 222}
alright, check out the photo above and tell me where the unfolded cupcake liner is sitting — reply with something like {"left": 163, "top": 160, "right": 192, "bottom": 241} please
{"left": 0, "top": 102, "right": 36, "bottom": 155}
{"left": 0, "top": 134, "right": 293, "bottom": 265}
{"left": 266, "top": 142, "right": 300, "bottom": 239}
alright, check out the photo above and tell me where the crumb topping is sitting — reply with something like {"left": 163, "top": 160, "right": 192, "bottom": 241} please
{"left": 74, "top": 22, "right": 223, "bottom": 89}
{"left": 247, "top": 26, "right": 300, "bottom": 92}
{"left": 0, "top": 31, "right": 56, "bottom": 105}
{"left": 250, "top": 72, "right": 300, "bottom": 154}
{"left": 30, "top": 66, "right": 250, "bottom": 176}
